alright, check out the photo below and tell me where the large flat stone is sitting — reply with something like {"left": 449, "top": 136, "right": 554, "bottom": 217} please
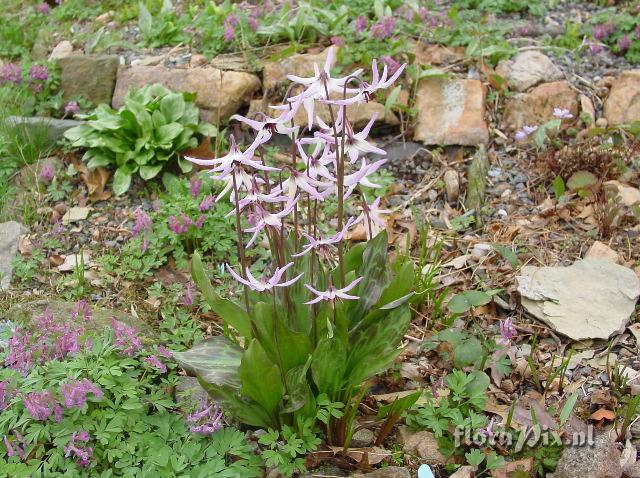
{"left": 413, "top": 78, "right": 489, "bottom": 146}
{"left": 5, "top": 116, "right": 83, "bottom": 146}
{"left": 0, "top": 221, "right": 25, "bottom": 290}
{"left": 516, "top": 259, "right": 640, "bottom": 340}
{"left": 58, "top": 55, "right": 120, "bottom": 105}
{"left": 502, "top": 80, "right": 578, "bottom": 130}
{"left": 112, "top": 65, "right": 261, "bottom": 120}
{"left": 604, "top": 70, "right": 640, "bottom": 125}
{"left": 496, "top": 51, "right": 563, "bottom": 92}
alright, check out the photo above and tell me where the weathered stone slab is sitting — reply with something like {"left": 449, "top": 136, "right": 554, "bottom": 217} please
{"left": 0, "top": 221, "right": 25, "bottom": 290}
{"left": 58, "top": 55, "right": 120, "bottom": 105}
{"left": 112, "top": 65, "right": 261, "bottom": 120}
{"left": 414, "top": 78, "right": 489, "bottom": 145}
{"left": 604, "top": 70, "right": 640, "bottom": 125}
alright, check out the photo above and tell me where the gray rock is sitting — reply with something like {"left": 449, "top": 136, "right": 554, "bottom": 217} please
{"left": 5, "top": 116, "right": 84, "bottom": 146}
{"left": 350, "top": 428, "right": 376, "bottom": 448}
{"left": 517, "top": 259, "right": 640, "bottom": 340}
{"left": 496, "top": 51, "right": 564, "bottom": 92}
{"left": 176, "top": 376, "right": 209, "bottom": 406}
{"left": 549, "top": 433, "right": 622, "bottom": 478}
{"left": 0, "top": 221, "right": 25, "bottom": 290}
{"left": 350, "top": 467, "right": 410, "bottom": 478}
{"left": 58, "top": 55, "right": 120, "bottom": 105}
{"left": 4, "top": 300, "right": 154, "bottom": 340}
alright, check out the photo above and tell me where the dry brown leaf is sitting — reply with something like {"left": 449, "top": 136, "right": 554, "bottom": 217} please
{"left": 18, "top": 236, "right": 33, "bottom": 256}
{"left": 49, "top": 254, "right": 65, "bottom": 267}
{"left": 590, "top": 408, "right": 615, "bottom": 422}
{"left": 491, "top": 457, "right": 533, "bottom": 478}
{"left": 326, "top": 446, "right": 391, "bottom": 465}
{"left": 87, "top": 167, "right": 112, "bottom": 201}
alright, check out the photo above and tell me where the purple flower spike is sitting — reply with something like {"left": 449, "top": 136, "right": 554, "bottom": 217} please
{"left": 619, "top": 34, "right": 632, "bottom": 52}
{"left": 64, "top": 101, "right": 80, "bottom": 115}
{"left": 38, "top": 2, "right": 50, "bottom": 14}
{"left": 371, "top": 17, "right": 396, "bottom": 39}
{"left": 65, "top": 431, "right": 93, "bottom": 467}
{"left": 112, "top": 319, "right": 142, "bottom": 356}
{"left": 187, "top": 400, "right": 224, "bottom": 435}
{"left": 60, "top": 379, "right": 103, "bottom": 408}
{"left": 355, "top": 15, "right": 368, "bottom": 33}
{"left": 0, "top": 63, "right": 21, "bottom": 85}
{"left": 498, "top": 318, "right": 517, "bottom": 345}
{"left": 145, "top": 355, "right": 167, "bottom": 373}
{"left": 40, "top": 163, "right": 55, "bottom": 183}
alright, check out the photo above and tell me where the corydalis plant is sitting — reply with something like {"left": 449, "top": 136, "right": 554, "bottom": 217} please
{"left": 175, "top": 47, "right": 415, "bottom": 455}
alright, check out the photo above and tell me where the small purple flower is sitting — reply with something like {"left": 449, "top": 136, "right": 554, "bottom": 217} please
{"left": 522, "top": 125, "right": 538, "bottom": 135}
{"left": 23, "top": 391, "right": 63, "bottom": 422}
{"left": 187, "top": 400, "right": 224, "bottom": 435}
{"left": 3, "top": 432, "right": 26, "bottom": 460}
{"left": 168, "top": 213, "right": 193, "bottom": 234}
{"left": 498, "top": 318, "right": 517, "bottom": 345}
{"left": 478, "top": 417, "right": 496, "bottom": 438}
{"left": 199, "top": 195, "right": 215, "bottom": 211}
{"left": 29, "top": 65, "right": 49, "bottom": 81}
{"left": 64, "top": 101, "right": 80, "bottom": 115}
{"left": 0, "top": 381, "right": 10, "bottom": 410}
{"left": 247, "top": 15, "right": 258, "bottom": 31}
{"left": 227, "top": 261, "right": 303, "bottom": 292}
{"left": 65, "top": 431, "right": 93, "bottom": 467}
{"left": 60, "top": 379, "right": 103, "bottom": 408}
{"left": 144, "top": 355, "right": 167, "bottom": 373}
{"left": 553, "top": 107, "right": 573, "bottom": 119}
{"left": 588, "top": 42, "right": 605, "bottom": 55}
{"left": 112, "top": 319, "right": 142, "bottom": 356}
{"left": 0, "top": 63, "right": 21, "bottom": 85}
{"left": 157, "top": 346, "right": 173, "bottom": 359}
{"left": 71, "top": 300, "right": 91, "bottom": 321}
{"left": 371, "top": 17, "right": 396, "bottom": 39}
{"left": 330, "top": 36, "right": 345, "bottom": 46}
{"left": 380, "top": 56, "right": 402, "bottom": 76}
{"left": 634, "top": 25, "right": 640, "bottom": 40}
{"left": 223, "top": 14, "right": 237, "bottom": 42}
{"left": 38, "top": 2, "right": 50, "bottom": 14}
{"left": 592, "top": 23, "right": 613, "bottom": 41}
{"left": 40, "top": 163, "right": 55, "bottom": 183}
{"left": 132, "top": 208, "right": 152, "bottom": 237}
{"left": 189, "top": 176, "right": 203, "bottom": 197}
{"left": 418, "top": 7, "right": 429, "bottom": 21}
{"left": 619, "top": 34, "right": 632, "bottom": 52}
{"left": 354, "top": 15, "right": 368, "bottom": 34}
{"left": 182, "top": 282, "right": 195, "bottom": 306}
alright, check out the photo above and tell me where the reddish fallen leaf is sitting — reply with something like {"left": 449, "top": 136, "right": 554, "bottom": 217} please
{"left": 590, "top": 408, "right": 615, "bottom": 422}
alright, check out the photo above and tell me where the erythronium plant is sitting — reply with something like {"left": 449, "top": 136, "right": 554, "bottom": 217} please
{"left": 174, "top": 48, "right": 415, "bottom": 454}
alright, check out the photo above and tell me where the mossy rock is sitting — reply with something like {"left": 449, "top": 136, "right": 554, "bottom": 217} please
{"left": 4, "top": 300, "right": 155, "bottom": 342}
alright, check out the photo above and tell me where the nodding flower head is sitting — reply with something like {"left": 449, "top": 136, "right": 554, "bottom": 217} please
{"left": 619, "top": 34, "right": 632, "bottom": 52}
{"left": 38, "top": 2, "right": 50, "bottom": 14}
{"left": 0, "top": 63, "right": 21, "bottom": 85}
{"left": 40, "top": 163, "right": 55, "bottom": 183}
{"left": 370, "top": 17, "right": 396, "bottom": 40}
{"left": 355, "top": 15, "right": 368, "bottom": 33}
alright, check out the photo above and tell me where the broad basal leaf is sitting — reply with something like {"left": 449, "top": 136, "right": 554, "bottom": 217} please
{"left": 173, "top": 335, "right": 243, "bottom": 389}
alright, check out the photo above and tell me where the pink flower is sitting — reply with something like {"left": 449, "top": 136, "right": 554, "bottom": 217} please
{"left": 168, "top": 213, "right": 193, "bottom": 234}
{"left": 3, "top": 432, "right": 26, "bottom": 459}
{"left": 199, "top": 195, "right": 215, "bottom": 211}
{"left": 29, "top": 65, "right": 48, "bottom": 81}
{"left": 65, "top": 431, "right": 93, "bottom": 467}
{"left": 182, "top": 282, "right": 195, "bottom": 305}
{"left": 189, "top": 176, "right": 203, "bottom": 197}
{"left": 326, "top": 59, "right": 405, "bottom": 106}
{"left": 355, "top": 197, "right": 391, "bottom": 239}
{"left": 593, "top": 23, "right": 614, "bottom": 41}
{"left": 355, "top": 15, "right": 368, "bottom": 33}
{"left": 60, "top": 379, "right": 103, "bottom": 408}
{"left": 132, "top": 208, "right": 152, "bottom": 236}
{"left": 112, "top": 319, "right": 142, "bottom": 356}
{"left": 248, "top": 15, "right": 259, "bottom": 31}
{"left": 0, "top": 63, "right": 21, "bottom": 84}
{"left": 187, "top": 400, "right": 224, "bottom": 435}
{"left": 144, "top": 355, "right": 167, "bottom": 373}
{"left": 514, "top": 130, "right": 527, "bottom": 141}
{"left": 230, "top": 106, "right": 299, "bottom": 143}
{"left": 226, "top": 261, "right": 303, "bottom": 292}
{"left": 293, "top": 217, "right": 356, "bottom": 257}
{"left": 40, "top": 163, "right": 55, "bottom": 183}
{"left": 38, "top": 2, "right": 50, "bottom": 14}
{"left": 371, "top": 17, "right": 396, "bottom": 39}
{"left": 23, "top": 391, "right": 63, "bottom": 421}
{"left": 619, "top": 34, "right": 632, "bottom": 52}
{"left": 223, "top": 14, "right": 237, "bottom": 42}
{"left": 157, "top": 346, "right": 173, "bottom": 359}
{"left": 0, "top": 381, "right": 10, "bottom": 410}
{"left": 380, "top": 56, "right": 402, "bottom": 76}
{"left": 71, "top": 300, "right": 92, "bottom": 321}
{"left": 64, "top": 101, "right": 80, "bottom": 115}
{"left": 315, "top": 114, "right": 386, "bottom": 163}
{"left": 588, "top": 42, "right": 605, "bottom": 55}
{"left": 304, "top": 276, "right": 363, "bottom": 304}
{"left": 498, "top": 318, "right": 517, "bottom": 345}
{"left": 331, "top": 36, "right": 345, "bottom": 46}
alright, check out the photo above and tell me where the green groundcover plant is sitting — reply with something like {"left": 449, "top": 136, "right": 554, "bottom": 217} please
{"left": 64, "top": 84, "right": 216, "bottom": 195}
{"left": 174, "top": 47, "right": 417, "bottom": 475}
{"left": 0, "top": 302, "right": 262, "bottom": 477}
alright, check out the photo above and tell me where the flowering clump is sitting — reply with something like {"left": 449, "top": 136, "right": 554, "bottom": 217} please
{"left": 187, "top": 400, "right": 224, "bottom": 435}
{"left": 23, "top": 391, "right": 63, "bottom": 422}
{"left": 64, "top": 100, "right": 80, "bottom": 116}
{"left": 0, "top": 63, "right": 21, "bottom": 85}
{"left": 64, "top": 431, "right": 93, "bottom": 467}
{"left": 60, "top": 379, "right": 103, "bottom": 408}
{"left": 40, "top": 163, "right": 55, "bottom": 183}
{"left": 370, "top": 16, "right": 396, "bottom": 39}
{"left": 131, "top": 207, "right": 152, "bottom": 252}
{"left": 178, "top": 47, "right": 413, "bottom": 446}
{"left": 111, "top": 319, "right": 142, "bottom": 356}
{"left": 4, "top": 306, "right": 91, "bottom": 374}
